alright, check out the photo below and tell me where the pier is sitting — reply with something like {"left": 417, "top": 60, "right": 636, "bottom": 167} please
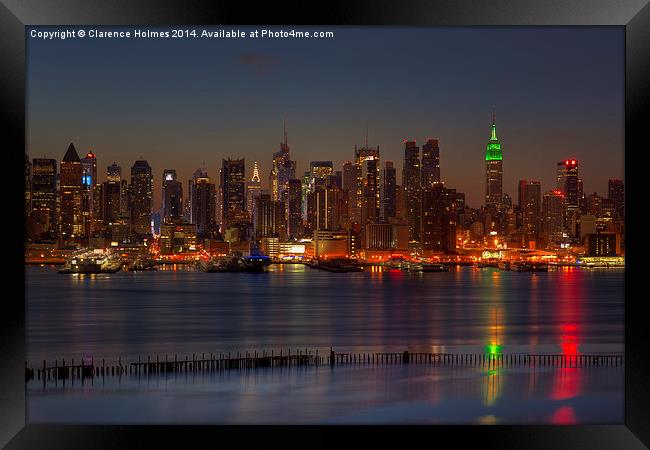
{"left": 26, "top": 349, "right": 624, "bottom": 383}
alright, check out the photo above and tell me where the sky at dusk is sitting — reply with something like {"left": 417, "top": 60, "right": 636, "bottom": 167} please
{"left": 27, "top": 26, "right": 624, "bottom": 211}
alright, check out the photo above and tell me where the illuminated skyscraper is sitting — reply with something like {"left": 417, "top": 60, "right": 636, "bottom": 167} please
{"left": 270, "top": 120, "right": 296, "bottom": 202}
{"left": 59, "top": 143, "right": 83, "bottom": 240}
{"left": 342, "top": 161, "right": 357, "bottom": 222}
{"left": 353, "top": 132, "right": 380, "bottom": 224}
{"left": 421, "top": 138, "right": 440, "bottom": 187}
{"left": 220, "top": 158, "right": 246, "bottom": 228}
{"left": 403, "top": 140, "right": 421, "bottom": 242}
{"left": 485, "top": 112, "right": 503, "bottom": 211}
{"left": 79, "top": 151, "right": 97, "bottom": 237}
{"left": 162, "top": 169, "right": 183, "bottom": 224}
{"left": 246, "top": 160, "right": 262, "bottom": 220}
{"left": 129, "top": 159, "right": 153, "bottom": 238}
{"left": 31, "top": 158, "right": 57, "bottom": 241}
{"left": 556, "top": 159, "right": 579, "bottom": 237}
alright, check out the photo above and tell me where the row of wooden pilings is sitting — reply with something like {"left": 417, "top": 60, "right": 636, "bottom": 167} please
{"left": 26, "top": 350, "right": 624, "bottom": 382}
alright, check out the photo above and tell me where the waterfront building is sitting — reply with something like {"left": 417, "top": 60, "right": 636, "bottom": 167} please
{"left": 421, "top": 183, "right": 457, "bottom": 255}
{"left": 586, "top": 232, "right": 620, "bottom": 256}
{"left": 485, "top": 113, "right": 503, "bottom": 212}
{"left": 162, "top": 169, "right": 183, "bottom": 224}
{"left": 129, "top": 159, "right": 153, "bottom": 238}
{"left": 59, "top": 143, "right": 84, "bottom": 240}
{"left": 30, "top": 158, "right": 57, "bottom": 241}
{"left": 313, "top": 229, "right": 354, "bottom": 259}
{"left": 220, "top": 158, "right": 247, "bottom": 229}
{"left": 160, "top": 223, "right": 197, "bottom": 255}
{"left": 254, "top": 193, "right": 287, "bottom": 242}
{"left": 403, "top": 140, "right": 421, "bottom": 242}
{"left": 421, "top": 138, "right": 441, "bottom": 187}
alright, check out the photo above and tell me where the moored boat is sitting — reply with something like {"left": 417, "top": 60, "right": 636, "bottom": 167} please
{"left": 58, "top": 249, "right": 123, "bottom": 274}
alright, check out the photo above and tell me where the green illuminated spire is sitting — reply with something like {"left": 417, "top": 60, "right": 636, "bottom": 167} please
{"left": 485, "top": 110, "right": 502, "bottom": 161}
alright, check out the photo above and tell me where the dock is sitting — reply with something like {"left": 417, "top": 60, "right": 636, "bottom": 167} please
{"left": 26, "top": 349, "right": 624, "bottom": 383}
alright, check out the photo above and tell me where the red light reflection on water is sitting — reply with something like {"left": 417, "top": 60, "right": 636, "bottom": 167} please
{"left": 551, "top": 406, "right": 578, "bottom": 425}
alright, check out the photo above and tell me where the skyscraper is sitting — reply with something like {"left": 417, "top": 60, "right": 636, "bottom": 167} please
{"left": 381, "top": 161, "right": 397, "bottom": 220}
{"left": 421, "top": 138, "right": 441, "bottom": 187}
{"left": 80, "top": 150, "right": 97, "bottom": 237}
{"left": 162, "top": 169, "right": 183, "bottom": 224}
{"left": 521, "top": 180, "right": 542, "bottom": 243}
{"left": 270, "top": 120, "right": 296, "bottom": 202}
{"left": 403, "top": 140, "right": 421, "bottom": 242}
{"left": 342, "top": 161, "right": 357, "bottom": 223}
{"left": 220, "top": 158, "right": 246, "bottom": 229}
{"left": 129, "top": 159, "right": 153, "bottom": 238}
{"left": 31, "top": 158, "right": 57, "bottom": 241}
{"left": 25, "top": 155, "right": 31, "bottom": 239}
{"left": 421, "top": 183, "right": 456, "bottom": 254}
{"left": 190, "top": 169, "right": 217, "bottom": 238}
{"left": 254, "top": 193, "right": 286, "bottom": 240}
{"left": 354, "top": 135, "right": 380, "bottom": 226}
{"left": 556, "top": 159, "right": 579, "bottom": 237}
{"left": 59, "top": 143, "right": 83, "bottom": 240}
{"left": 246, "top": 161, "right": 262, "bottom": 220}
{"left": 541, "top": 190, "right": 565, "bottom": 246}
{"left": 287, "top": 178, "right": 303, "bottom": 239}
{"left": 608, "top": 179, "right": 624, "bottom": 220}
{"left": 485, "top": 113, "right": 503, "bottom": 211}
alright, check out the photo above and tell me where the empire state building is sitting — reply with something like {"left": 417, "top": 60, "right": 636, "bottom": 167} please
{"left": 485, "top": 112, "right": 503, "bottom": 211}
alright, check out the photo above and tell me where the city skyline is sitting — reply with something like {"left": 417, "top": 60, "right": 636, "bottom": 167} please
{"left": 27, "top": 26, "right": 624, "bottom": 210}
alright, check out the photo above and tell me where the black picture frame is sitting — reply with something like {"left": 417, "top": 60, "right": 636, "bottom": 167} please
{"left": 1, "top": 0, "right": 648, "bottom": 448}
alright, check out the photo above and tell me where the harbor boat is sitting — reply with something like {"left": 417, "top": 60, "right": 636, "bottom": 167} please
{"left": 199, "top": 254, "right": 272, "bottom": 273}
{"left": 510, "top": 261, "right": 548, "bottom": 272}
{"left": 498, "top": 261, "right": 511, "bottom": 271}
{"left": 476, "top": 260, "right": 499, "bottom": 268}
{"left": 58, "top": 249, "right": 123, "bottom": 274}
{"left": 129, "top": 257, "right": 159, "bottom": 271}
{"left": 309, "top": 258, "right": 364, "bottom": 273}
{"left": 402, "top": 261, "right": 449, "bottom": 272}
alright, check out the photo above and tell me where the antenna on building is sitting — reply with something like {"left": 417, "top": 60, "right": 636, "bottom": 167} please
{"left": 283, "top": 117, "right": 288, "bottom": 147}
{"left": 365, "top": 123, "right": 369, "bottom": 148}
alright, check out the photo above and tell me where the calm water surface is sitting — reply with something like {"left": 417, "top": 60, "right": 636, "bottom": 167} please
{"left": 26, "top": 264, "right": 624, "bottom": 424}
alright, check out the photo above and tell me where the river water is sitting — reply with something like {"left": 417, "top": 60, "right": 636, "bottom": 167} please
{"left": 26, "top": 264, "right": 624, "bottom": 424}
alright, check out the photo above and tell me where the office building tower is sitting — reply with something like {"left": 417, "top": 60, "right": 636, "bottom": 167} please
{"left": 608, "top": 179, "right": 624, "bottom": 220}
{"left": 421, "top": 138, "right": 441, "bottom": 187}
{"left": 381, "top": 161, "right": 397, "bottom": 220}
{"left": 541, "top": 190, "right": 565, "bottom": 246}
{"left": 59, "top": 143, "right": 84, "bottom": 240}
{"left": 521, "top": 180, "right": 542, "bottom": 241}
{"left": 246, "top": 160, "right": 262, "bottom": 219}
{"left": 162, "top": 169, "right": 183, "bottom": 224}
{"left": 485, "top": 113, "right": 503, "bottom": 211}
{"left": 129, "top": 159, "right": 153, "bottom": 238}
{"left": 287, "top": 178, "right": 303, "bottom": 239}
{"left": 220, "top": 158, "right": 246, "bottom": 228}
{"left": 403, "top": 140, "right": 421, "bottom": 242}
{"left": 421, "top": 183, "right": 456, "bottom": 254}
{"left": 270, "top": 120, "right": 296, "bottom": 202}
{"left": 191, "top": 170, "right": 217, "bottom": 238}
